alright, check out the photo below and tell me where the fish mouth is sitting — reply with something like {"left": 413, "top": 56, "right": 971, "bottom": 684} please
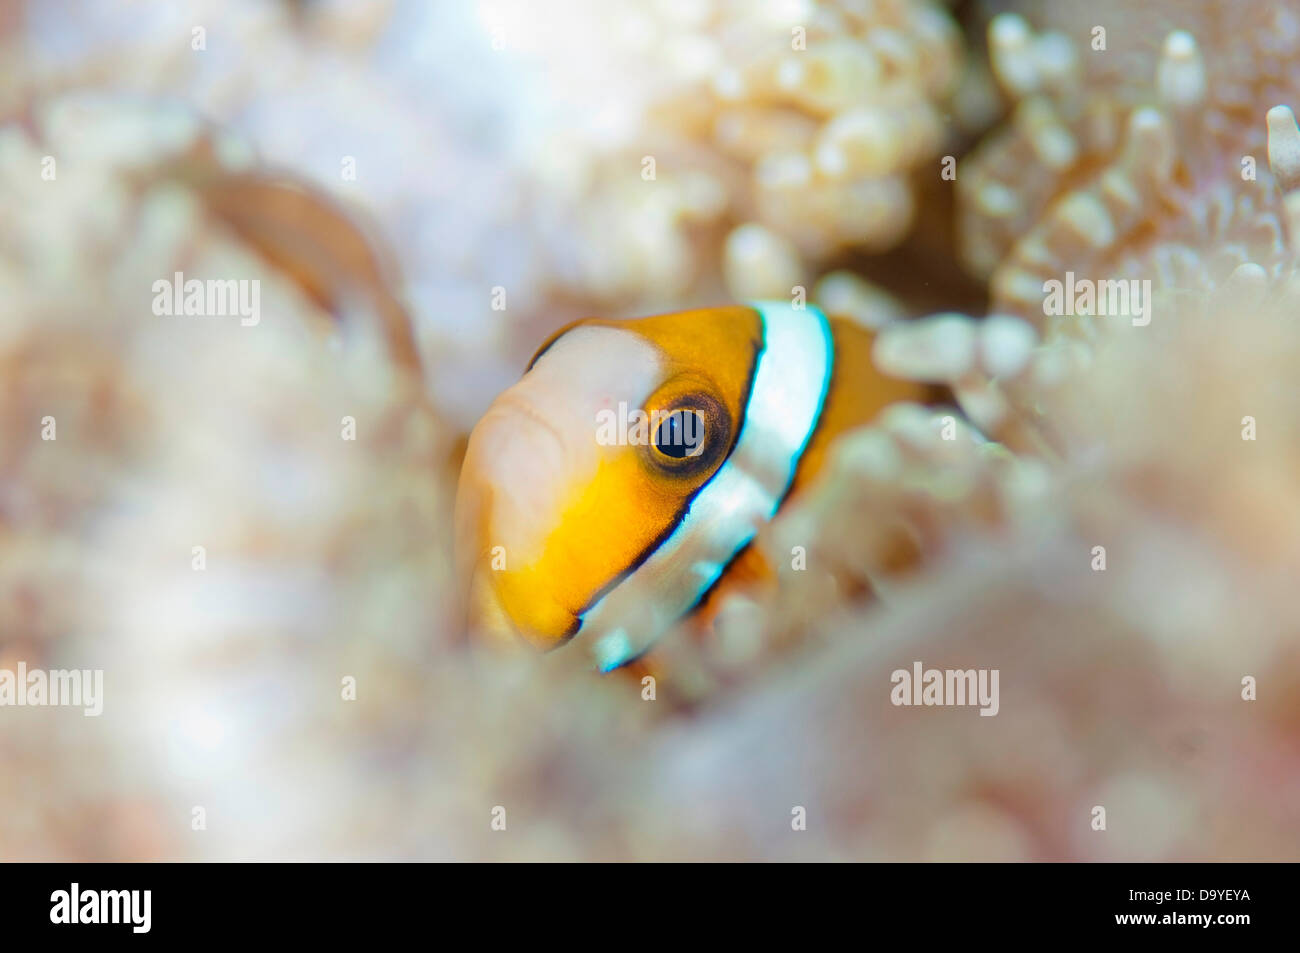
{"left": 464, "top": 561, "right": 528, "bottom": 650}
{"left": 454, "top": 324, "right": 665, "bottom": 654}
{"left": 487, "top": 391, "right": 568, "bottom": 456}
{"left": 465, "top": 562, "right": 582, "bottom": 653}
{"left": 454, "top": 392, "right": 578, "bottom": 651}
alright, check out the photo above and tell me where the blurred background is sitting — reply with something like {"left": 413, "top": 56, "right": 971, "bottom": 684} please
{"left": 2, "top": 0, "right": 1299, "bottom": 860}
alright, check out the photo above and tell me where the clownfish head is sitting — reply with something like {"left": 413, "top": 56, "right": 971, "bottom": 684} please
{"left": 455, "top": 302, "right": 833, "bottom": 670}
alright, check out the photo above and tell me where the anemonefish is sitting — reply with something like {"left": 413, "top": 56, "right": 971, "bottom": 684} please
{"left": 455, "top": 301, "right": 930, "bottom": 671}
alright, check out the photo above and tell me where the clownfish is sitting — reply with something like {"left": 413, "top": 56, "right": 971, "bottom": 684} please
{"left": 455, "top": 301, "right": 929, "bottom": 671}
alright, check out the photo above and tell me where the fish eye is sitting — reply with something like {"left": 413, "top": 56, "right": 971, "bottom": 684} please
{"left": 641, "top": 384, "right": 729, "bottom": 477}
{"left": 653, "top": 408, "right": 706, "bottom": 459}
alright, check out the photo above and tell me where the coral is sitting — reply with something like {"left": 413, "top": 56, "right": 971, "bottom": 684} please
{"left": 3, "top": 0, "right": 969, "bottom": 417}
{"left": 959, "top": 2, "right": 1300, "bottom": 316}
{"left": 491, "top": 0, "right": 966, "bottom": 304}
{"left": 0, "top": 95, "right": 455, "bottom": 858}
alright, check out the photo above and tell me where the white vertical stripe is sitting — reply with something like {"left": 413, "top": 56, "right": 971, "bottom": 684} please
{"left": 581, "top": 301, "right": 833, "bottom": 671}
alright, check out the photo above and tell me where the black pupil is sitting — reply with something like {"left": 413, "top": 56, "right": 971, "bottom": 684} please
{"left": 655, "top": 410, "right": 704, "bottom": 459}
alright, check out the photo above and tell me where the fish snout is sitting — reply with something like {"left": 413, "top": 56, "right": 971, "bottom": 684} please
{"left": 454, "top": 323, "right": 664, "bottom": 654}
{"left": 454, "top": 394, "right": 585, "bottom": 650}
